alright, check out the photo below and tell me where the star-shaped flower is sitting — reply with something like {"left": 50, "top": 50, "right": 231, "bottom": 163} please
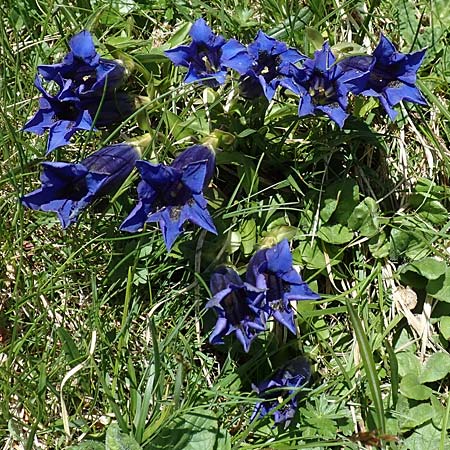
{"left": 247, "top": 239, "right": 320, "bottom": 334}
{"left": 164, "top": 18, "right": 229, "bottom": 87}
{"left": 339, "top": 34, "right": 427, "bottom": 119}
{"left": 22, "top": 76, "right": 136, "bottom": 154}
{"left": 120, "top": 144, "right": 217, "bottom": 250}
{"left": 281, "top": 42, "right": 364, "bottom": 127}
{"left": 251, "top": 356, "right": 311, "bottom": 425}
{"left": 38, "top": 30, "right": 126, "bottom": 94}
{"left": 223, "top": 31, "right": 304, "bottom": 100}
{"left": 206, "top": 266, "right": 266, "bottom": 352}
{"left": 21, "top": 142, "right": 140, "bottom": 227}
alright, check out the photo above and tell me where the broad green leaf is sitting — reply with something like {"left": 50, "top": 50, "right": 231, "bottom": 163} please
{"left": 239, "top": 219, "right": 256, "bottom": 256}
{"left": 323, "top": 178, "right": 359, "bottom": 224}
{"left": 439, "top": 316, "right": 450, "bottom": 340}
{"left": 67, "top": 441, "right": 105, "bottom": 450}
{"left": 368, "top": 232, "right": 390, "bottom": 259}
{"left": 347, "top": 197, "right": 379, "bottom": 236}
{"left": 427, "top": 268, "right": 450, "bottom": 303}
{"left": 400, "top": 402, "right": 434, "bottom": 431}
{"left": 106, "top": 423, "right": 141, "bottom": 450}
{"left": 294, "top": 241, "right": 341, "bottom": 270}
{"left": 418, "top": 200, "right": 448, "bottom": 225}
{"left": 399, "top": 374, "right": 432, "bottom": 400}
{"left": 403, "top": 422, "right": 449, "bottom": 450}
{"left": 148, "top": 410, "right": 229, "bottom": 450}
{"left": 319, "top": 197, "right": 338, "bottom": 223}
{"left": 166, "top": 22, "right": 191, "bottom": 47}
{"left": 419, "top": 352, "right": 450, "bottom": 383}
{"left": 317, "top": 224, "right": 353, "bottom": 245}
{"left": 390, "top": 228, "right": 411, "bottom": 258}
{"left": 305, "top": 26, "right": 324, "bottom": 50}
{"left": 396, "top": 352, "right": 421, "bottom": 378}
{"left": 401, "top": 258, "right": 447, "bottom": 280}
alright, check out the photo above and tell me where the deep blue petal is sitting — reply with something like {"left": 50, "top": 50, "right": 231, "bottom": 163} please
{"left": 164, "top": 46, "right": 192, "bottom": 67}
{"left": 69, "top": 30, "right": 99, "bottom": 65}
{"left": 189, "top": 18, "right": 217, "bottom": 45}
{"left": 384, "top": 82, "right": 427, "bottom": 107}
{"left": 221, "top": 39, "right": 252, "bottom": 74}
{"left": 180, "top": 199, "right": 217, "bottom": 234}
{"left": 265, "top": 239, "right": 293, "bottom": 274}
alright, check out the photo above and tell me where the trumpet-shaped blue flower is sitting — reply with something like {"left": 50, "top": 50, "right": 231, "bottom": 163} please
{"left": 21, "top": 143, "right": 140, "bottom": 228}
{"left": 339, "top": 34, "right": 427, "bottom": 119}
{"left": 22, "top": 76, "right": 136, "bottom": 154}
{"left": 38, "top": 30, "right": 126, "bottom": 94}
{"left": 206, "top": 266, "right": 266, "bottom": 352}
{"left": 120, "top": 145, "right": 217, "bottom": 250}
{"left": 251, "top": 356, "right": 311, "bottom": 425}
{"left": 164, "top": 18, "right": 229, "bottom": 87}
{"left": 247, "top": 239, "right": 320, "bottom": 334}
{"left": 281, "top": 42, "right": 364, "bottom": 127}
{"left": 222, "top": 31, "right": 304, "bottom": 100}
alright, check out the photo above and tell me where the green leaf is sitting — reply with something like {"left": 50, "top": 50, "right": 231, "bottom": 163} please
{"left": 427, "top": 268, "right": 450, "bottom": 303}
{"left": 67, "top": 441, "right": 105, "bottom": 450}
{"left": 166, "top": 22, "right": 191, "bottom": 47}
{"left": 401, "top": 258, "right": 447, "bottom": 281}
{"left": 294, "top": 241, "right": 341, "bottom": 270}
{"left": 403, "top": 422, "right": 450, "bottom": 450}
{"left": 347, "top": 197, "right": 379, "bottom": 236}
{"left": 400, "top": 402, "right": 434, "bottom": 431}
{"left": 418, "top": 200, "right": 448, "bottom": 225}
{"left": 419, "top": 352, "right": 450, "bottom": 383}
{"left": 57, "top": 326, "right": 81, "bottom": 364}
{"left": 106, "top": 423, "right": 141, "bottom": 450}
{"left": 319, "top": 197, "right": 338, "bottom": 223}
{"left": 322, "top": 178, "right": 359, "bottom": 224}
{"left": 368, "top": 232, "right": 390, "bottom": 259}
{"left": 239, "top": 219, "right": 256, "bottom": 256}
{"left": 346, "top": 302, "right": 385, "bottom": 432}
{"left": 148, "top": 410, "right": 230, "bottom": 450}
{"left": 390, "top": 228, "right": 411, "bottom": 257}
{"left": 399, "top": 374, "right": 432, "bottom": 400}
{"left": 305, "top": 27, "right": 324, "bottom": 50}
{"left": 439, "top": 316, "right": 450, "bottom": 340}
{"left": 396, "top": 352, "right": 421, "bottom": 378}
{"left": 317, "top": 224, "right": 353, "bottom": 244}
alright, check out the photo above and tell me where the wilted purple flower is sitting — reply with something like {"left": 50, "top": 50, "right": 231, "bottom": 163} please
{"left": 120, "top": 144, "right": 216, "bottom": 250}
{"left": 251, "top": 356, "right": 311, "bottom": 425}
{"left": 281, "top": 42, "right": 365, "bottom": 127}
{"left": 21, "top": 142, "right": 140, "bottom": 228}
{"left": 206, "top": 266, "right": 266, "bottom": 352}
{"left": 22, "top": 76, "right": 136, "bottom": 154}
{"left": 222, "top": 31, "right": 304, "bottom": 100}
{"left": 247, "top": 239, "right": 320, "bottom": 334}
{"left": 339, "top": 34, "right": 427, "bottom": 119}
{"left": 38, "top": 30, "right": 126, "bottom": 94}
{"left": 164, "top": 18, "right": 229, "bottom": 87}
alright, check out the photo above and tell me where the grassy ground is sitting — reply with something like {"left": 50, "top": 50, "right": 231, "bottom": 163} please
{"left": 1, "top": 0, "right": 450, "bottom": 449}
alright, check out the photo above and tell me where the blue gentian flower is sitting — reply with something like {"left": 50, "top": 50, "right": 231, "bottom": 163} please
{"left": 251, "top": 356, "right": 311, "bottom": 425}
{"left": 120, "top": 144, "right": 217, "bottom": 250}
{"left": 281, "top": 42, "right": 364, "bottom": 127}
{"left": 22, "top": 76, "right": 136, "bottom": 154}
{"left": 247, "top": 239, "right": 320, "bottom": 334}
{"left": 222, "top": 31, "right": 304, "bottom": 101}
{"left": 206, "top": 266, "right": 266, "bottom": 352}
{"left": 339, "top": 34, "right": 427, "bottom": 120}
{"left": 21, "top": 142, "right": 141, "bottom": 228}
{"left": 164, "top": 18, "right": 229, "bottom": 87}
{"left": 38, "top": 30, "right": 126, "bottom": 94}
